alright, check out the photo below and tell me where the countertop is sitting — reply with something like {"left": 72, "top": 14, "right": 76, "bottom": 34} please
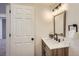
{"left": 42, "top": 37, "right": 70, "bottom": 50}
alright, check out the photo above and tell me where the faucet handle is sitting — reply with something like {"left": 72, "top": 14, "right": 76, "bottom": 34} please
{"left": 58, "top": 39, "right": 60, "bottom": 42}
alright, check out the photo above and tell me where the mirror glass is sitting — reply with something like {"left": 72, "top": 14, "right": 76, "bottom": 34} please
{"left": 54, "top": 11, "right": 66, "bottom": 37}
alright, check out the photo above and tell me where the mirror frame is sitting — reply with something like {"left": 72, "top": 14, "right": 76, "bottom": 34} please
{"left": 53, "top": 11, "right": 66, "bottom": 37}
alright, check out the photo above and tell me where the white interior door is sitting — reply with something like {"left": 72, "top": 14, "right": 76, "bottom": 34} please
{"left": 10, "top": 4, "right": 35, "bottom": 56}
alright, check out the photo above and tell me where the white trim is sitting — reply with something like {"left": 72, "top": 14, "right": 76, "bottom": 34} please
{"left": 0, "top": 14, "right": 6, "bottom": 17}
{"left": 6, "top": 4, "right": 11, "bottom": 56}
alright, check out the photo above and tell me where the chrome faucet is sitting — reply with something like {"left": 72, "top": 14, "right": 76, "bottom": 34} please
{"left": 54, "top": 33, "right": 60, "bottom": 42}
{"left": 54, "top": 33, "right": 58, "bottom": 41}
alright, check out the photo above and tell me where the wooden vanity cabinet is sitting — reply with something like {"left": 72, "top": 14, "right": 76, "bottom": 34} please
{"left": 42, "top": 40, "right": 69, "bottom": 56}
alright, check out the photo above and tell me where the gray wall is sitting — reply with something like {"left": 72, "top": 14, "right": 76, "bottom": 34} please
{"left": 0, "top": 3, "right": 6, "bottom": 14}
{"left": 0, "top": 3, "right": 6, "bottom": 39}
{"left": 0, "top": 3, "right": 6, "bottom": 56}
{"left": 2, "top": 18, "right": 6, "bottom": 39}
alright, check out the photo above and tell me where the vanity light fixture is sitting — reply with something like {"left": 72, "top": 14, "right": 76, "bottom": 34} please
{"left": 52, "top": 3, "right": 62, "bottom": 12}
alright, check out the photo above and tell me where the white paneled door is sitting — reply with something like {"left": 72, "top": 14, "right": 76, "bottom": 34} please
{"left": 10, "top": 4, "right": 35, "bottom": 56}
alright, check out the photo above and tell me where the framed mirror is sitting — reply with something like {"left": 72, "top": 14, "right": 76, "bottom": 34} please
{"left": 54, "top": 11, "right": 66, "bottom": 37}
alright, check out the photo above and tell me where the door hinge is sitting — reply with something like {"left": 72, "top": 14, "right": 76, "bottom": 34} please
{"left": 9, "top": 10, "right": 11, "bottom": 13}
{"left": 9, "top": 33, "right": 11, "bottom": 37}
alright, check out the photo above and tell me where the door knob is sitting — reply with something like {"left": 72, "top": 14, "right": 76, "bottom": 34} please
{"left": 31, "top": 38, "right": 34, "bottom": 41}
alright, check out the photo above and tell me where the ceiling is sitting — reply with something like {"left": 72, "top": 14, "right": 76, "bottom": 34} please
{"left": 19, "top": 3, "right": 59, "bottom": 8}
{"left": 0, "top": 3, "right": 59, "bottom": 14}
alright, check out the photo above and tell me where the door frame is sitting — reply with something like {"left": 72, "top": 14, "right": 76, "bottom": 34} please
{"left": 6, "top": 4, "right": 11, "bottom": 56}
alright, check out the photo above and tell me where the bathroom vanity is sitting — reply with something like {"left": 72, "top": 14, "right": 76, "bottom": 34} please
{"left": 41, "top": 10, "right": 69, "bottom": 56}
{"left": 42, "top": 38, "right": 69, "bottom": 56}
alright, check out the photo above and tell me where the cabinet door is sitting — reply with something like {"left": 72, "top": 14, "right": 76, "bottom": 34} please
{"left": 42, "top": 40, "right": 52, "bottom": 56}
{"left": 57, "top": 48, "right": 64, "bottom": 56}
{"left": 44, "top": 46, "right": 52, "bottom": 56}
{"left": 64, "top": 47, "right": 69, "bottom": 56}
{"left": 57, "top": 48, "right": 69, "bottom": 56}
{"left": 52, "top": 49, "right": 58, "bottom": 56}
